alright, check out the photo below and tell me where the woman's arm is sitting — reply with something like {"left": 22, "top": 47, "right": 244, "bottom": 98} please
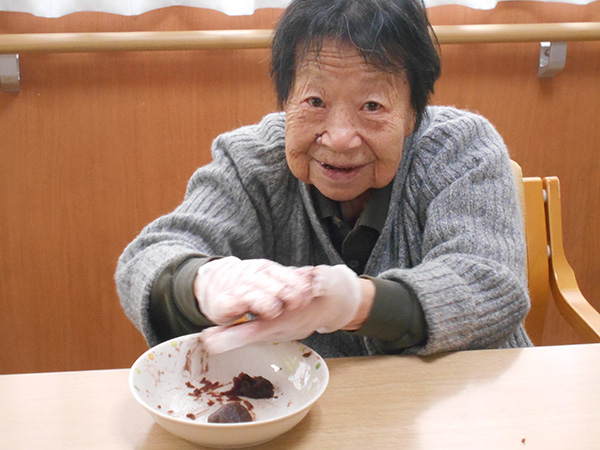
{"left": 379, "top": 108, "right": 531, "bottom": 354}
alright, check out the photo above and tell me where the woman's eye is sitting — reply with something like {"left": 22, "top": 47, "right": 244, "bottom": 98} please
{"left": 363, "top": 101, "right": 381, "bottom": 112}
{"left": 308, "top": 97, "right": 324, "bottom": 108}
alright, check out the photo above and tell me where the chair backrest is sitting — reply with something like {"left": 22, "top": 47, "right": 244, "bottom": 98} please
{"left": 510, "top": 161, "right": 549, "bottom": 345}
{"left": 510, "top": 160, "right": 600, "bottom": 345}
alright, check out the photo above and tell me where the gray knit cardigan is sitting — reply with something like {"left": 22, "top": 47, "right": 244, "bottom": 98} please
{"left": 115, "top": 106, "right": 532, "bottom": 357}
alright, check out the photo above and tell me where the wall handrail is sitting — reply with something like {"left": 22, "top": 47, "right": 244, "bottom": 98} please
{"left": 1, "top": 22, "right": 600, "bottom": 54}
{"left": 435, "top": 22, "right": 600, "bottom": 44}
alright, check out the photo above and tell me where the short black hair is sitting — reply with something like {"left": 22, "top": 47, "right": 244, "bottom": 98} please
{"left": 270, "top": 0, "right": 441, "bottom": 130}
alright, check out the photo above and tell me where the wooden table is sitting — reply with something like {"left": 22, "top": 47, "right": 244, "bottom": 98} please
{"left": 1, "top": 344, "right": 599, "bottom": 449}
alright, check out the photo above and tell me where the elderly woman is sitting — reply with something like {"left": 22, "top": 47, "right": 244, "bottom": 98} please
{"left": 116, "top": 0, "right": 532, "bottom": 357}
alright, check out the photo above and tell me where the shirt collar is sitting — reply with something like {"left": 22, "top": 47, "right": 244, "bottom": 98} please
{"left": 311, "top": 182, "right": 393, "bottom": 233}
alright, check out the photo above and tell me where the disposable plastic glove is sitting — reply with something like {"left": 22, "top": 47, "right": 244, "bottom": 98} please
{"left": 194, "top": 256, "right": 315, "bottom": 325}
{"left": 199, "top": 264, "right": 363, "bottom": 354}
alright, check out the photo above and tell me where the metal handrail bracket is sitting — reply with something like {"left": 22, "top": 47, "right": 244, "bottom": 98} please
{"left": 0, "top": 54, "right": 20, "bottom": 93}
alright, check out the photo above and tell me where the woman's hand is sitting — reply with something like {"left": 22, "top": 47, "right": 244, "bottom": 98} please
{"left": 194, "top": 256, "right": 315, "bottom": 325}
{"left": 199, "top": 264, "right": 374, "bottom": 354}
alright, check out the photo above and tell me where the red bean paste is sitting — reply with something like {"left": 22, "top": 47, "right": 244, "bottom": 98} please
{"left": 223, "top": 372, "right": 274, "bottom": 399}
{"left": 207, "top": 402, "right": 253, "bottom": 423}
{"left": 185, "top": 372, "right": 275, "bottom": 423}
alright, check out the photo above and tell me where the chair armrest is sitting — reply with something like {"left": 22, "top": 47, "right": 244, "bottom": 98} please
{"left": 545, "top": 177, "right": 600, "bottom": 343}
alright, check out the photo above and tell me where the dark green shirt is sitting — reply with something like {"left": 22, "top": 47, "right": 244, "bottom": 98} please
{"left": 311, "top": 184, "right": 391, "bottom": 274}
{"left": 149, "top": 185, "right": 427, "bottom": 352}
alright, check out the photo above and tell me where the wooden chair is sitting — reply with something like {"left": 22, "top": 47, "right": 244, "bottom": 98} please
{"left": 511, "top": 161, "right": 600, "bottom": 345}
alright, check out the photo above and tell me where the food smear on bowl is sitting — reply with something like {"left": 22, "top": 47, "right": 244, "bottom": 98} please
{"left": 186, "top": 377, "right": 224, "bottom": 395}
{"left": 208, "top": 402, "right": 253, "bottom": 423}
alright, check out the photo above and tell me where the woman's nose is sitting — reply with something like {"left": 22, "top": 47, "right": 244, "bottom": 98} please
{"left": 318, "top": 109, "right": 362, "bottom": 151}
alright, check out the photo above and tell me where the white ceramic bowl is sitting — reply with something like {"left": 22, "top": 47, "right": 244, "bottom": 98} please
{"left": 129, "top": 333, "right": 329, "bottom": 448}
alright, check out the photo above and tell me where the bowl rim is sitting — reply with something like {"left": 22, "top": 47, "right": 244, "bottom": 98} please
{"left": 128, "top": 337, "right": 329, "bottom": 428}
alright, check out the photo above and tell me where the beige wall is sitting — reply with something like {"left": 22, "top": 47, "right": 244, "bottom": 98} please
{"left": 1, "top": 2, "right": 598, "bottom": 374}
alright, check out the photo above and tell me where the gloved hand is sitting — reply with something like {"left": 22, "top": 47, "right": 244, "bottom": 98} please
{"left": 194, "top": 256, "right": 315, "bottom": 325}
{"left": 199, "top": 264, "right": 363, "bottom": 354}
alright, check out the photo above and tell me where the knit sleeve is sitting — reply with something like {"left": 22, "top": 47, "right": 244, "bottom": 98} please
{"left": 383, "top": 108, "right": 531, "bottom": 354}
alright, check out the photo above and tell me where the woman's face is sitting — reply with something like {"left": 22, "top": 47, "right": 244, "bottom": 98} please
{"left": 284, "top": 40, "right": 415, "bottom": 202}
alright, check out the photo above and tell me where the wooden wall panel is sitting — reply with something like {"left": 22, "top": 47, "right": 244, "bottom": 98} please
{"left": 0, "top": 2, "right": 598, "bottom": 373}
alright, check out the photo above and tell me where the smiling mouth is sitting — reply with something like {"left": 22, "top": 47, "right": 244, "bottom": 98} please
{"left": 319, "top": 161, "right": 356, "bottom": 172}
